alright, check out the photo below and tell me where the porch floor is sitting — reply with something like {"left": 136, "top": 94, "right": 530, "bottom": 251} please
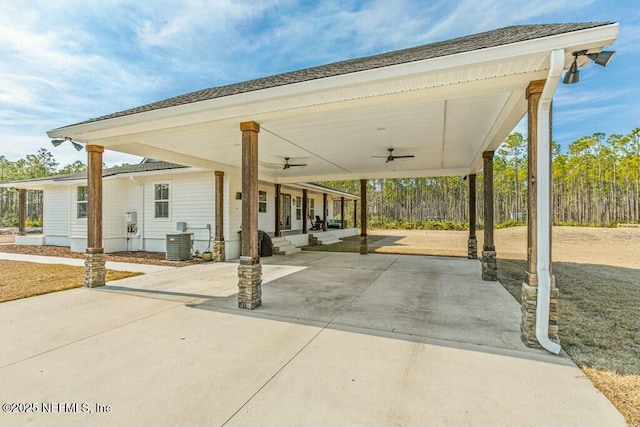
{"left": 0, "top": 252, "right": 625, "bottom": 426}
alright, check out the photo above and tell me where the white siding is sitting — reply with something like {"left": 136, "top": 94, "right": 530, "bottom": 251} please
{"left": 141, "top": 172, "right": 216, "bottom": 254}
{"left": 69, "top": 184, "right": 86, "bottom": 239}
{"left": 42, "top": 186, "right": 69, "bottom": 246}
{"left": 43, "top": 186, "right": 69, "bottom": 239}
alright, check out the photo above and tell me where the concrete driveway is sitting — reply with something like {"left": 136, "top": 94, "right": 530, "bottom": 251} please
{"left": 0, "top": 252, "right": 626, "bottom": 426}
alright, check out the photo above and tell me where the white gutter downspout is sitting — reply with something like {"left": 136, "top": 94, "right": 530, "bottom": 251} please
{"left": 129, "top": 177, "right": 145, "bottom": 251}
{"left": 535, "top": 49, "right": 564, "bottom": 354}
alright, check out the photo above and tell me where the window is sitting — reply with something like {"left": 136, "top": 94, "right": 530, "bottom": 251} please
{"left": 259, "top": 190, "right": 267, "bottom": 213}
{"left": 308, "top": 198, "right": 315, "bottom": 219}
{"left": 77, "top": 186, "right": 87, "bottom": 219}
{"left": 295, "top": 196, "right": 302, "bottom": 220}
{"left": 154, "top": 183, "right": 170, "bottom": 218}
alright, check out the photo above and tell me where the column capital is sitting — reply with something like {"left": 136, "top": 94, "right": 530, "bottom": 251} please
{"left": 482, "top": 150, "right": 494, "bottom": 159}
{"left": 214, "top": 170, "right": 225, "bottom": 177}
{"left": 240, "top": 121, "right": 260, "bottom": 132}
{"left": 526, "top": 80, "right": 546, "bottom": 99}
{"left": 86, "top": 144, "right": 105, "bottom": 153}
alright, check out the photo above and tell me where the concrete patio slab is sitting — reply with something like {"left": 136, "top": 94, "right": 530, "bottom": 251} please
{"left": 0, "top": 252, "right": 626, "bottom": 427}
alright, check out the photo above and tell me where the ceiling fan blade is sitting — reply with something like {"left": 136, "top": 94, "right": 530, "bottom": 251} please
{"left": 259, "top": 161, "right": 282, "bottom": 169}
{"left": 289, "top": 163, "right": 307, "bottom": 167}
{"left": 371, "top": 155, "right": 388, "bottom": 158}
{"left": 394, "top": 155, "right": 415, "bottom": 159}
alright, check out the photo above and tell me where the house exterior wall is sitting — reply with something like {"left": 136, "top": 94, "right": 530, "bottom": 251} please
{"left": 43, "top": 186, "right": 70, "bottom": 247}
{"left": 33, "top": 167, "right": 356, "bottom": 259}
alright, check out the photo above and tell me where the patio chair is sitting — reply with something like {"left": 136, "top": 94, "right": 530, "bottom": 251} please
{"left": 309, "top": 215, "right": 322, "bottom": 230}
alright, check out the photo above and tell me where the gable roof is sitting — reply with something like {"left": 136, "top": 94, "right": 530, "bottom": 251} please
{"left": 54, "top": 22, "right": 611, "bottom": 130}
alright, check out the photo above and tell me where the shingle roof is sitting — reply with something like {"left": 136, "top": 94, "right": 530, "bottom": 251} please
{"left": 7, "top": 161, "right": 187, "bottom": 184}
{"left": 55, "top": 22, "right": 612, "bottom": 130}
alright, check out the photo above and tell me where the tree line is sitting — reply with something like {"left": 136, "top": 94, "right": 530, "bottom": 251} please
{"left": 0, "top": 149, "right": 86, "bottom": 227}
{"left": 1, "top": 127, "right": 639, "bottom": 229}
{"left": 321, "top": 127, "right": 640, "bottom": 229}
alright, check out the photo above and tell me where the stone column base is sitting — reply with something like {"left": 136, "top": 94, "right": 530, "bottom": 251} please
{"left": 84, "top": 251, "right": 106, "bottom": 288}
{"left": 521, "top": 277, "right": 559, "bottom": 348}
{"left": 359, "top": 236, "right": 368, "bottom": 255}
{"left": 481, "top": 249, "right": 497, "bottom": 281}
{"left": 238, "top": 257, "right": 262, "bottom": 309}
{"left": 213, "top": 239, "right": 225, "bottom": 262}
{"left": 467, "top": 237, "right": 477, "bottom": 259}
{"left": 308, "top": 234, "right": 319, "bottom": 246}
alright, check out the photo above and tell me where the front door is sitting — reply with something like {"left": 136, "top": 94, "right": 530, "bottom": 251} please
{"left": 280, "top": 193, "right": 292, "bottom": 230}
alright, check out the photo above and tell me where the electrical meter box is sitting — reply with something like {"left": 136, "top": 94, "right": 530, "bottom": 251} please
{"left": 125, "top": 211, "right": 137, "bottom": 224}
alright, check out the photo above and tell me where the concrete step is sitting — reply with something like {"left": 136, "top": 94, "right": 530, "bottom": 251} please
{"left": 270, "top": 237, "right": 301, "bottom": 255}
{"left": 317, "top": 237, "right": 341, "bottom": 245}
{"left": 310, "top": 231, "right": 342, "bottom": 246}
{"left": 277, "top": 246, "right": 301, "bottom": 255}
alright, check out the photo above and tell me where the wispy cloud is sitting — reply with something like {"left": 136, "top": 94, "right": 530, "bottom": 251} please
{"left": 0, "top": 0, "right": 636, "bottom": 167}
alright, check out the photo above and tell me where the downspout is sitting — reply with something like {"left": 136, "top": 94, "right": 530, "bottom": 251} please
{"left": 535, "top": 49, "right": 564, "bottom": 354}
{"left": 129, "top": 177, "right": 145, "bottom": 251}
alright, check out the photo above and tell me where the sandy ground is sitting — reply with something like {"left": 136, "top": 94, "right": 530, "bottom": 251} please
{"left": 369, "top": 226, "right": 640, "bottom": 270}
{"left": 0, "top": 234, "right": 14, "bottom": 244}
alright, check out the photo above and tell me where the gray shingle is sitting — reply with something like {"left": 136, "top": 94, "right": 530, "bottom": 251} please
{"left": 54, "top": 22, "right": 612, "bottom": 130}
{"left": 7, "top": 161, "right": 187, "bottom": 184}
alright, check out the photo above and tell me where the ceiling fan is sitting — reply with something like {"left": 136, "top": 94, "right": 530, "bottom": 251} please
{"left": 372, "top": 148, "right": 415, "bottom": 163}
{"left": 282, "top": 157, "right": 307, "bottom": 169}
{"left": 264, "top": 157, "right": 307, "bottom": 170}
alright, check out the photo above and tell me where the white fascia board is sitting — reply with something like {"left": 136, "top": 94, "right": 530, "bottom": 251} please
{"left": 0, "top": 181, "right": 51, "bottom": 190}
{"left": 48, "top": 24, "right": 618, "bottom": 142}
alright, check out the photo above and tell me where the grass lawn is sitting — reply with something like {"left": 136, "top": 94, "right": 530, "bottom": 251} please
{"left": 498, "top": 259, "right": 640, "bottom": 425}
{"left": 0, "top": 260, "right": 143, "bottom": 303}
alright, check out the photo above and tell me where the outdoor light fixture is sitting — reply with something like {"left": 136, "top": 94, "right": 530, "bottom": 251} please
{"left": 562, "top": 49, "right": 616, "bottom": 84}
{"left": 51, "top": 137, "right": 84, "bottom": 151}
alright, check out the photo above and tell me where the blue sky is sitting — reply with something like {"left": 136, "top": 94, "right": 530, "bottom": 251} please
{"left": 1, "top": 0, "right": 638, "bottom": 167}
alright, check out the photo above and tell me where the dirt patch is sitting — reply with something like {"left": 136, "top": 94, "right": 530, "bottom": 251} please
{"left": 0, "top": 245, "right": 205, "bottom": 267}
{"left": 0, "top": 234, "right": 15, "bottom": 244}
{"left": 368, "top": 226, "right": 640, "bottom": 270}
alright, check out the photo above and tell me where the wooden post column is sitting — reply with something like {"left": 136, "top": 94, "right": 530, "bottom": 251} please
{"left": 468, "top": 174, "right": 477, "bottom": 259}
{"left": 482, "top": 151, "right": 497, "bottom": 281}
{"left": 274, "top": 184, "right": 282, "bottom": 237}
{"left": 340, "top": 196, "right": 345, "bottom": 229}
{"left": 521, "top": 80, "right": 559, "bottom": 347}
{"left": 17, "top": 188, "right": 26, "bottom": 236}
{"left": 213, "top": 171, "right": 225, "bottom": 262}
{"left": 353, "top": 200, "right": 357, "bottom": 229}
{"left": 322, "top": 193, "right": 328, "bottom": 231}
{"left": 238, "top": 121, "right": 262, "bottom": 310}
{"left": 302, "top": 189, "right": 308, "bottom": 234}
{"left": 84, "top": 144, "right": 106, "bottom": 288}
{"left": 359, "top": 180, "right": 367, "bottom": 254}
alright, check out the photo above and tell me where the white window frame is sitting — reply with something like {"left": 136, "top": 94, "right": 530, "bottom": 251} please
{"left": 258, "top": 190, "right": 267, "bottom": 213}
{"left": 154, "top": 182, "right": 170, "bottom": 219}
{"left": 295, "top": 196, "right": 302, "bottom": 220}
{"left": 77, "top": 186, "right": 87, "bottom": 219}
{"left": 308, "top": 197, "right": 315, "bottom": 219}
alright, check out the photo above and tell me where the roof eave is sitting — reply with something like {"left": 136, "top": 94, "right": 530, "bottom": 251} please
{"left": 47, "top": 23, "right": 619, "bottom": 144}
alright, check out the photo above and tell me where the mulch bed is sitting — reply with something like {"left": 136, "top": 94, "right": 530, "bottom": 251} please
{"left": 0, "top": 245, "right": 205, "bottom": 267}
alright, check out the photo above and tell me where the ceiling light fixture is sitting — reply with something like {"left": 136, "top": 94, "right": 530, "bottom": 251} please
{"left": 563, "top": 49, "right": 616, "bottom": 85}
